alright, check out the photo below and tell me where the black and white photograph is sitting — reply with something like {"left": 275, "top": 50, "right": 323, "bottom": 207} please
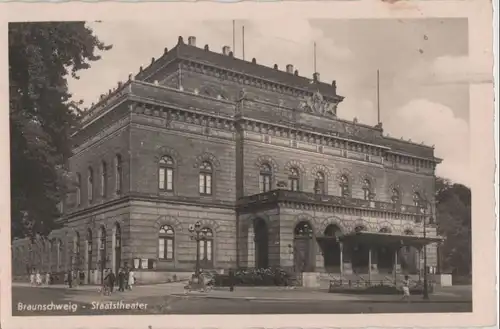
{"left": 1, "top": 0, "right": 497, "bottom": 327}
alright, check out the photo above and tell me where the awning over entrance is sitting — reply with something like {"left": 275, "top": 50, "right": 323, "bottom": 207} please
{"left": 341, "top": 231, "right": 444, "bottom": 248}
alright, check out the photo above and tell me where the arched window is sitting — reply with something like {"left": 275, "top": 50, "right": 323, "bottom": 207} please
{"left": 101, "top": 161, "right": 107, "bottom": 198}
{"left": 288, "top": 168, "right": 300, "bottom": 191}
{"left": 158, "top": 225, "right": 175, "bottom": 260}
{"left": 115, "top": 154, "right": 122, "bottom": 195}
{"left": 87, "top": 167, "right": 94, "bottom": 203}
{"left": 200, "top": 227, "right": 214, "bottom": 265}
{"left": 199, "top": 161, "right": 213, "bottom": 195}
{"left": 391, "top": 188, "right": 401, "bottom": 204}
{"left": 314, "top": 171, "right": 326, "bottom": 194}
{"left": 76, "top": 173, "right": 82, "bottom": 206}
{"left": 159, "top": 156, "right": 174, "bottom": 191}
{"left": 362, "top": 179, "right": 372, "bottom": 200}
{"left": 259, "top": 163, "right": 272, "bottom": 193}
{"left": 340, "top": 175, "right": 350, "bottom": 197}
{"left": 294, "top": 221, "right": 314, "bottom": 237}
{"left": 413, "top": 192, "right": 421, "bottom": 207}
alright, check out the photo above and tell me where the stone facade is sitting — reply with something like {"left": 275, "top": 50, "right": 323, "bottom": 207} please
{"left": 11, "top": 36, "right": 442, "bottom": 283}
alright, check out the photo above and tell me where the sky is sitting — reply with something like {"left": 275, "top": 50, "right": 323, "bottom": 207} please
{"left": 67, "top": 18, "right": 479, "bottom": 186}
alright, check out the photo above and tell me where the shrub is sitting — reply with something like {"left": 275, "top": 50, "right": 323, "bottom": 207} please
{"left": 214, "top": 267, "right": 291, "bottom": 287}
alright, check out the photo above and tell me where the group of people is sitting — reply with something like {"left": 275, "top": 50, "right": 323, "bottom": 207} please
{"left": 29, "top": 270, "right": 51, "bottom": 286}
{"left": 100, "top": 268, "right": 135, "bottom": 296}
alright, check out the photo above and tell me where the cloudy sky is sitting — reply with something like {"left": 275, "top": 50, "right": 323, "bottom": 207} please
{"left": 68, "top": 18, "right": 474, "bottom": 186}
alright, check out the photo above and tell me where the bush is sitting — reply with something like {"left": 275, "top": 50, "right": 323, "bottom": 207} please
{"left": 214, "top": 268, "right": 291, "bottom": 287}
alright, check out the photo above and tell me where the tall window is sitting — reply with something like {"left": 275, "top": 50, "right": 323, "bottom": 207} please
{"left": 288, "top": 168, "right": 300, "bottom": 191}
{"left": 76, "top": 173, "right": 81, "bottom": 206}
{"left": 413, "top": 192, "right": 421, "bottom": 207}
{"left": 158, "top": 225, "right": 175, "bottom": 260}
{"left": 200, "top": 227, "right": 213, "bottom": 265}
{"left": 159, "top": 156, "right": 174, "bottom": 191}
{"left": 340, "top": 175, "right": 350, "bottom": 197}
{"left": 115, "top": 155, "right": 122, "bottom": 195}
{"left": 314, "top": 171, "right": 326, "bottom": 194}
{"left": 199, "top": 161, "right": 213, "bottom": 195}
{"left": 259, "top": 163, "right": 272, "bottom": 193}
{"left": 87, "top": 167, "right": 94, "bottom": 203}
{"left": 391, "top": 188, "right": 401, "bottom": 205}
{"left": 101, "top": 161, "right": 107, "bottom": 198}
{"left": 362, "top": 179, "right": 372, "bottom": 200}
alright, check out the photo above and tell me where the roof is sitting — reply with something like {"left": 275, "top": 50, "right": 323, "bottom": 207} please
{"left": 136, "top": 36, "right": 343, "bottom": 101}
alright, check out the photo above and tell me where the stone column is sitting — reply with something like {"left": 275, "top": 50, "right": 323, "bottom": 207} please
{"left": 339, "top": 242, "right": 344, "bottom": 277}
{"left": 393, "top": 247, "right": 399, "bottom": 283}
{"left": 247, "top": 225, "right": 255, "bottom": 268}
{"left": 368, "top": 248, "right": 372, "bottom": 283}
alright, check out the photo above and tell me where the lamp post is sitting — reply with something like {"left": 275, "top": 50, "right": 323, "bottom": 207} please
{"left": 188, "top": 221, "right": 208, "bottom": 283}
{"left": 419, "top": 196, "right": 432, "bottom": 300}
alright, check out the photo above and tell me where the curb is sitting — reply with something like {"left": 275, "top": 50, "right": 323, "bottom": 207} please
{"left": 171, "top": 294, "right": 471, "bottom": 304}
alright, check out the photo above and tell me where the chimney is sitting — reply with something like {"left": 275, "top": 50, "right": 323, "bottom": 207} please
{"left": 164, "top": 47, "right": 168, "bottom": 54}
{"left": 286, "top": 64, "right": 294, "bottom": 74}
{"left": 222, "top": 46, "right": 231, "bottom": 56}
{"left": 229, "top": 51, "right": 234, "bottom": 57}
{"left": 294, "top": 70, "right": 299, "bottom": 76}
{"left": 313, "top": 72, "right": 320, "bottom": 82}
{"left": 188, "top": 36, "right": 196, "bottom": 46}
{"left": 273, "top": 64, "right": 278, "bottom": 70}
{"left": 178, "top": 36, "right": 184, "bottom": 44}
{"left": 252, "top": 58, "right": 257, "bottom": 64}
{"left": 204, "top": 45, "right": 209, "bottom": 51}
{"left": 151, "top": 57, "right": 155, "bottom": 64}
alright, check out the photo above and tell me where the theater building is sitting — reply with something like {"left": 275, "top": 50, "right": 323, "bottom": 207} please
{"left": 12, "top": 36, "right": 443, "bottom": 284}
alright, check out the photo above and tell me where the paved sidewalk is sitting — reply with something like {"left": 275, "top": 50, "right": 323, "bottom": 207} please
{"left": 174, "top": 286, "right": 472, "bottom": 303}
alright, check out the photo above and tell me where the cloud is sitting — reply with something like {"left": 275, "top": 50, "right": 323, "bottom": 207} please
{"left": 383, "top": 99, "right": 470, "bottom": 186}
{"left": 402, "top": 55, "right": 492, "bottom": 86}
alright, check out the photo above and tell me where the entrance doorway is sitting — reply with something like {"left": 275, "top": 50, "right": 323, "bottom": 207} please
{"left": 377, "top": 246, "right": 393, "bottom": 273}
{"left": 321, "top": 225, "right": 342, "bottom": 272}
{"left": 114, "top": 223, "right": 122, "bottom": 274}
{"left": 254, "top": 219, "right": 269, "bottom": 269}
{"left": 294, "top": 221, "right": 314, "bottom": 272}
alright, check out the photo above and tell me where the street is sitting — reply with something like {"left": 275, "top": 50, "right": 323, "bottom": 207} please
{"left": 11, "top": 284, "right": 472, "bottom": 316}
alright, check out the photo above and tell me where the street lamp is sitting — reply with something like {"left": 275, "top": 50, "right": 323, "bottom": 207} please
{"left": 188, "top": 221, "right": 208, "bottom": 283}
{"left": 418, "top": 196, "right": 432, "bottom": 300}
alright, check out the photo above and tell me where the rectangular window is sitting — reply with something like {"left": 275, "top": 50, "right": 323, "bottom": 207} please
{"left": 205, "top": 175, "right": 212, "bottom": 195}
{"left": 206, "top": 241, "right": 212, "bottom": 261}
{"left": 199, "top": 240, "right": 205, "bottom": 258}
{"left": 158, "top": 239, "right": 165, "bottom": 258}
{"left": 166, "top": 168, "right": 173, "bottom": 191}
{"left": 166, "top": 239, "right": 173, "bottom": 259}
{"left": 199, "top": 174, "right": 205, "bottom": 194}
{"left": 159, "top": 168, "right": 165, "bottom": 190}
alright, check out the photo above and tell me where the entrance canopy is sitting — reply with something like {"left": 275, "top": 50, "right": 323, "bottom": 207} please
{"left": 341, "top": 231, "right": 444, "bottom": 248}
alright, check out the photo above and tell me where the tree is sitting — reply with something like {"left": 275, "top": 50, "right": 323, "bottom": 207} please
{"left": 435, "top": 177, "right": 472, "bottom": 276}
{"left": 9, "top": 22, "right": 111, "bottom": 239}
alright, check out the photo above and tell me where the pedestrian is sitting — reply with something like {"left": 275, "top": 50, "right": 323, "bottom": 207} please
{"left": 118, "top": 268, "right": 125, "bottom": 292}
{"left": 401, "top": 275, "right": 411, "bottom": 302}
{"left": 45, "top": 272, "right": 51, "bottom": 286}
{"left": 102, "top": 270, "right": 111, "bottom": 296}
{"left": 128, "top": 269, "right": 135, "bottom": 291}
{"left": 35, "top": 271, "right": 42, "bottom": 286}
{"left": 67, "top": 269, "right": 73, "bottom": 288}
{"left": 29, "top": 271, "right": 35, "bottom": 287}
{"left": 107, "top": 271, "right": 116, "bottom": 293}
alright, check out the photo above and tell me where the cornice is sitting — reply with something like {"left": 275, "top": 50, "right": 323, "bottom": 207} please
{"left": 180, "top": 59, "right": 343, "bottom": 103}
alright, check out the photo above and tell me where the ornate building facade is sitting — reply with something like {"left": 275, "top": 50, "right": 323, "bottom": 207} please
{"left": 12, "top": 36, "right": 443, "bottom": 284}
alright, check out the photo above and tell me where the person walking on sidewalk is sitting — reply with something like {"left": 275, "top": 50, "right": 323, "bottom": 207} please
{"left": 401, "top": 275, "right": 411, "bottom": 302}
{"left": 67, "top": 270, "right": 73, "bottom": 288}
{"left": 118, "top": 268, "right": 125, "bottom": 292}
{"left": 128, "top": 270, "right": 135, "bottom": 291}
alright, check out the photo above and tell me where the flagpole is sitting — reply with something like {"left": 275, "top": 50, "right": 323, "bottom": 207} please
{"left": 232, "top": 20, "right": 236, "bottom": 57}
{"left": 377, "top": 69, "right": 381, "bottom": 124}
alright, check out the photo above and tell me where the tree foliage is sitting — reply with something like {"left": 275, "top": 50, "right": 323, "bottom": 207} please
{"left": 435, "top": 177, "right": 471, "bottom": 276}
{"left": 9, "top": 22, "right": 111, "bottom": 239}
